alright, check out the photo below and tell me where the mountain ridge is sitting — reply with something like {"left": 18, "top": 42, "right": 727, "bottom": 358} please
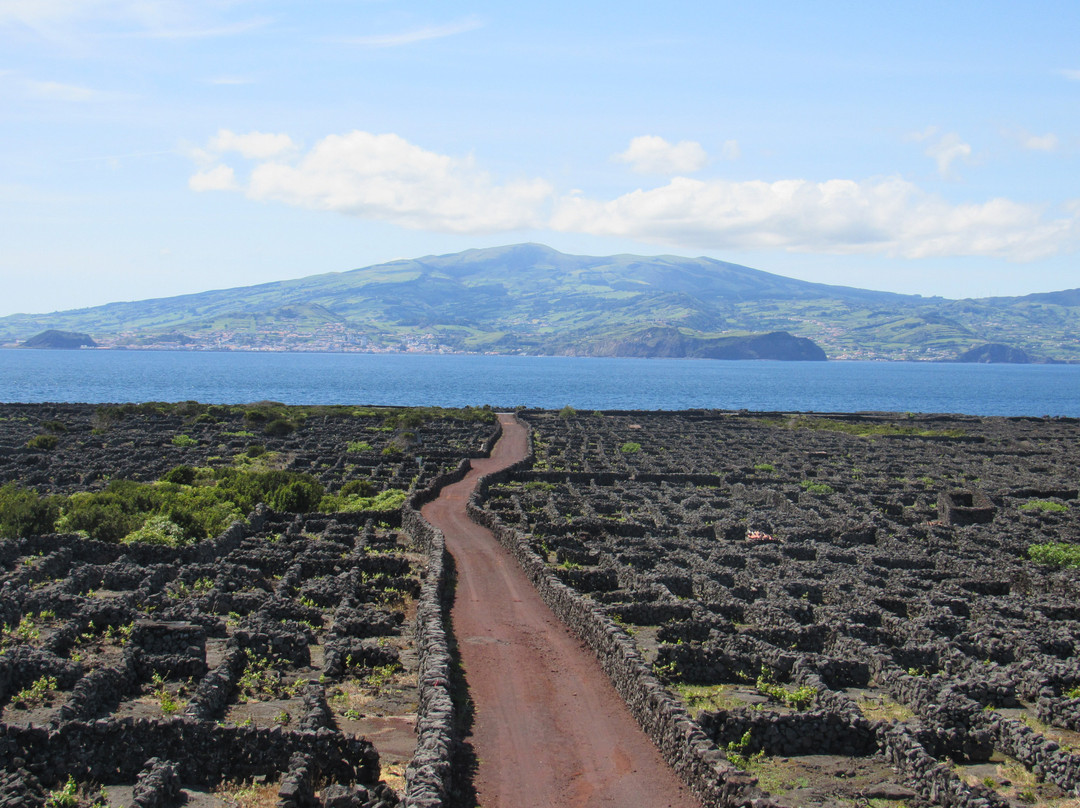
{"left": 1, "top": 243, "right": 1077, "bottom": 362}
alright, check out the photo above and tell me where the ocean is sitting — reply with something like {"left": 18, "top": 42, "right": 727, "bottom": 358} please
{"left": 0, "top": 349, "right": 1077, "bottom": 417}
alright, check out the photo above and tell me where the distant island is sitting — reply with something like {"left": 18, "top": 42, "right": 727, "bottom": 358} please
{"left": 20, "top": 330, "right": 97, "bottom": 350}
{"left": 2, "top": 243, "right": 1078, "bottom": 362}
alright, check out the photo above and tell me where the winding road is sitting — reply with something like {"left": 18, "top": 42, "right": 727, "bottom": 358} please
{"left": 420, "top": 413, "right": 700, "bottom": 808}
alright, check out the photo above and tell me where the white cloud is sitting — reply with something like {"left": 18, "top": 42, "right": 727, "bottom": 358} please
{"left": 23, "top": 78, "right": 106, "bottom": 102}
{"left": 615, "top": 135, "right": 708, "bottom": 175}
{"left": 1022, "top": 132, "right": 1059, "bottom": 152}
{"left": 550, "top": 176, "right": 1079, "bottom": 261}
{"left": 188, "top": 164, "right": 237, "bottom": 192}
{"left": 908, "top": 128, "right": 974, "bottom": 178}
{"left": 923, "top": 132, "right": 972, "bottom": 178}
{"left": 129, "top": 18, "right": 270, "bottom": 39}
{"left": 0, "top": 1, "right": 268, "bottom": 39}
{"left": 189, "top": 129, "right": 1080, "bottom": 261}
{"left": 336, "top": 17, "right": 483, "bottom": 48}
{"left": 209, "top": 129, "right": 296, "bottom": 160}
{"left": 192, "top": 130, "right": 552, "bottom": 233}
{"left": 720, "top": 139, "right": 741, "bottom": 161}
{"left": 1, "top": 71, "right": 125, "bottom": 102}
{"left": 1059, "top": 69, "right": 1080, "bottom": 81}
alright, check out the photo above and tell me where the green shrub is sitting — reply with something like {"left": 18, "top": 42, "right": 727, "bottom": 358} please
{"left": 756, "top": 667, "right": 816, "bottom": 710}
{"left": 269, "top": 478, "right": 325, "bottom": 513}
{"left": 58, "top": 494, "right": 142, "bottom": 542}
{"left": 0, "top": 484, "right": 60, "bottom": 538}
{"left": 383, "top": 411, "right": 425, "bottom": 430}
{"left": 619, "top": 441, "right": 642, "bottom": 454}
{"left": 171, "top": 434, "right": 197, "bottom": 448}
{"left": 41, "top": 420, "right": 67, "bottom": 433}
{"left": 15, "top": 674, "right": 58, "bottom": 707}
{"left": 523, "top": 481, "right": 556, "bottom": 491}
{"left": 346, "top": 441, "right": 373, "bottom": 453}
{"left": 263, "top": 419, "right": 295, "bottom": 437}
{"left": 45, "top": 775, "right": 79, "bottom": 808}
{"left": 1020, "top": 500, "right": 1069, "bottom": 513}
{"left": 26, "top": 434, "right": 58, "bottom": 450}
{"left": 1027, "top": 542, "right": 1080, "bottom": 569}
{"left": 320, "top": 487, "right": 407, "bottom": 513}
{"left": 367, "top": 489, "right": 407, "bottom": 511}
{"left": 122, "top": 515, "right": 187, "bottom": 547}
{"left": 800, "top": 480, "right": 835, "bottom": 495}
{"left": 246, "top": 443, "right": 266, "bottom": 458}
{"left": 162, "top": 465, "right": 196, "bottom": 485}
{"left": 11, "top": 466, "right": 328, "bottom": 545}
{"left": 558, "top": 405, "right": 577, "bottom": 419}
{"left": 339, "top": 479, "right": 376, "bottom": 497}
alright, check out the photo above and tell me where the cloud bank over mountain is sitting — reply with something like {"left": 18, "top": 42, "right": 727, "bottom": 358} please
{"left": 191, "top": 129, "right": 1080, "bottom": 261}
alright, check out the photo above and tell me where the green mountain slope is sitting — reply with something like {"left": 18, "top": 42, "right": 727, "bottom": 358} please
{"left": 1, "top": 243, "right": 1077, "bottom": 361}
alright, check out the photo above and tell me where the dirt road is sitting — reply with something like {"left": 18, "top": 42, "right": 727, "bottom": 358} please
{"left": 420, "top": 413, "right": 700, "bottom": 808}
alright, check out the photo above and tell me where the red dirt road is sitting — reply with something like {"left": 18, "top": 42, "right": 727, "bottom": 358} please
{"left": 421, "top": 414, "right": 701, "bottom": 808}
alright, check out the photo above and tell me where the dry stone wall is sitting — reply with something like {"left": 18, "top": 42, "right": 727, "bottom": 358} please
{"left": 0, "top": 402, "right": 498, "bottom": 807}
{"left": 471, "top": 409, "right": 1080, "bottom": 808}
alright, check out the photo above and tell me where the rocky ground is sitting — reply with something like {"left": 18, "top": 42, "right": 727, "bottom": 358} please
{"left": 0, "top": 402, "right": 497, "bottom": 808}
{"left": 478, "top": 409, "right": 1080, "bottom": 808}
{"left": 4, "top": 402, "right": 1080, "bottom": 808}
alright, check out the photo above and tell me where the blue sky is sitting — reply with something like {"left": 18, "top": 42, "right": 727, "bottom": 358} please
{"left": 2, "top": 1, "right": 1079, "bottom": 315}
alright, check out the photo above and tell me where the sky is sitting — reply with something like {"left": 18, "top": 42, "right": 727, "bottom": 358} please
{"left": 2, "top": 1, "right": 1079, "bottom": 316}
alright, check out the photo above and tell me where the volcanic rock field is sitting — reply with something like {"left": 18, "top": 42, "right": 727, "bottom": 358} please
{"left": 1, "top": 402, "right": 1079, "bottom": 808}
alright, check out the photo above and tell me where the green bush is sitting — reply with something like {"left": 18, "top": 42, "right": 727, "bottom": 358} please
{"left": 246, "top": 443, "right": 266, "bottom": 458}
{"left": 756, "top": 667, "right": 816, "bottom": 710}
{"left": 320, "top": 488, "right": 408, "bottom": 513}
{"left": 26, "top": 434, "right": 58, "bottom": 450}
{"left": 121, "top": 515, "right": 187, "bottom": 547}
{"left": 162, "top": 465, "right": 196, "bottom": 485}
{"left": 0, "top": 484, "right": 60, "bottom": 538}
{"left": 1020, "top": 500, "right": 1069, "bottom": 513}
{"left": 160, "top": 488, "right": 242, "bottom": 538}
{"left": 58, "top": 495, "right": 141, "bottom": 542}
{"left": 619, "top": 441, "right": 642, "bottom": 454}
{"left": 346, "top": 441, "right": 373, "bottom": 453}
{"left": 263, "top": 419, "right": 296, "bottom": 437}
{"left": 800, "top": 480, "right": 835, "bottom": 495}
{"left": 383, "top": 411, "right": 425, "bottom": 430}
{"left": 45, "top": 775, "right": 79, "bottom": 808}
{"left": 171, "top": 434, "right": 197, "bottom": 448}
{"left": 6, "top": 466, "right": 328, "bottom": 545}
{"left": 41, "top": 420, "right": 67, "bottom": 433}
{"left": 339, "top": 479, "right": 376, "bottom": 497}
{"left": 268, "top": 478, "right": 325, "bottom": 513}
{"left": 1027, "top": 542, "right": 1080, "bottom": 569}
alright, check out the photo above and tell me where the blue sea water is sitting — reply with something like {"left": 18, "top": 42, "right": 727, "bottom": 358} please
{"left": 0, "top": 349, "right": 1077, "bottom": 416}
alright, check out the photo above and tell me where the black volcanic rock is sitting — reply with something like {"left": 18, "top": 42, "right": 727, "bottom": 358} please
{"left": 957, "top": 343, "right": 1031, "bottom": 363}
{"left": 21, "top": 330, "right": 97, "bottom": 349}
